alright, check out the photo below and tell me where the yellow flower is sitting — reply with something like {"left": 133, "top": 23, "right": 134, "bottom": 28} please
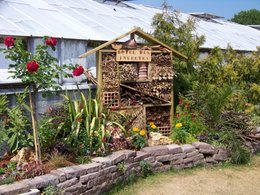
{"left": 151, "top": 124, "right": 157, "bottom": 129}
{"left": 175, "top": 123, "right": 183, "bottom": 128}
{"left": 133, "top": 127, "right": 139, "bottom": 132}
{"left": 149, "top": 122, "right": 155, "bottom": 126}
{"left": 139, "top": 129, "right": 146, "bottom": 136}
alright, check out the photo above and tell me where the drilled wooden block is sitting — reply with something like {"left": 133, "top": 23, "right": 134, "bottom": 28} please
{"left": 103, "top": 92, "right": 120, "bottom": 108}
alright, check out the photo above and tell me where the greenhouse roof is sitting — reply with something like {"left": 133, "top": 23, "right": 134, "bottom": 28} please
{"left": 0, "top": 0, "right": 260, "bottom": 51}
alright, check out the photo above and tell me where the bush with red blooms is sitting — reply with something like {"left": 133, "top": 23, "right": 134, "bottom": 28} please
{"left": 72, "top": 65, "right": 84, "bottom": 76}
{"left": 0, "top": 36, "right": 72, "bottom": 93}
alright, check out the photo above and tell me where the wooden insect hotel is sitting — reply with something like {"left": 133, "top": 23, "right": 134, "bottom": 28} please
{"left": 80, "top": 28, "right": 187, "bottom": 136}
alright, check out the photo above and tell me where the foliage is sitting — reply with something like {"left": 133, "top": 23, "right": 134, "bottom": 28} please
{"left": 139, "top": 160, "right": 153, "bottom": 178}
{"left": 46, "top": 153, "right": 71, "bottom": 169}
{"left": 1, "top": 92, "right": 33, "bottom": 153}
{"left": 117, "top": 162, "right": 126, "bottom": 173}
{"left": 151, "top": 7, "right": 205, "bottom": 104}
{"left": 19, "top": 161, "right": 45, "bottom": 179}
{"left": 195, "top": 47, "right": 260, "bottom": 105}
{"left": 131, "top": 127, "right": 147, "bottom": 149}
{"left": 190, "top": 84, "right": 237, "bottom": 126}
{"left": 230, "top": 9, "right": 260, "bottom": 25}
{"left": 171, "top": 98, "right": 206, "bottom": 144}
{"left": 75, "top": 156, "right": 91, "bottom": 164}
{"left": 61, "top": 90, "right": 109, "bottom": 155}
{"left": 38, "top": 105, "right": 69, "bottom": 151}
{"left": 217, "top": 112, "right": 254, "bottom": 164}
{"left": 42, "top": 185, "right": 60, "bottom": 195}
{"left": 0, "top": 161, "right": 18, "bottom": 185}
{"left": 0, "top": 175, "right": 16, "bottom": 185}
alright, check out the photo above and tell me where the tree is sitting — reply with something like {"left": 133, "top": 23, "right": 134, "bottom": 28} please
{"left": 230, "top": 9, "right": 260, "bottom": 25}
{"left": 151, "top": 5, "right": 205, "bottom": 106}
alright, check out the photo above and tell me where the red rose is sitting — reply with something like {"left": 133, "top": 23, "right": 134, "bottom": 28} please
{"left": 45, "top": 37, "right": 57, "bottom": 47}
{"left": 4, "top": 36, "right": 14, "bottom": 48}
{"left": 26, "top": 61, "right": 39, "bottom": 73}
{"left": 73, "top": 66, "right": 84, "bottom": 76}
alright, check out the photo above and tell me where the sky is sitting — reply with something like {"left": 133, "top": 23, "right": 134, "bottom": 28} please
{"left": 131, "top": 0, "right": 260, "bottom": 19}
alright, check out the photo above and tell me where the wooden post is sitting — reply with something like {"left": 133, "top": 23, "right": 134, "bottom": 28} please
{"left": 28, "top": 85, "right": 41, "bottom": 163}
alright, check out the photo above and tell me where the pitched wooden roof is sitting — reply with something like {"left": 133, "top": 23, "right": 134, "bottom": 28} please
{"left": 79, "top": 27, "right": 187, "bottom": 59}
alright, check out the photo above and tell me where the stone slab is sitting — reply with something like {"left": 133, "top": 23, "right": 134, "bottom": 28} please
{"left": 0, "top": 182, "right": 30, "bottom": 195}
{"left": 141, "top": 145, "right": 169, "bottom": 156}
{"left": 24, "top": 174, "right": 59, "bottom": 189}
{"left": 182, "top": 144, "right": 196, "bottom": 153}
{"left": 57, "top": 178, "right": 79, "bottom": 189}
{"left": 134, "top": 151, "right": 150, "bottom": 162}
{"left": 166, "top": 144, "right": 182, "bottom": 154}
{"left": 19, "top": 189, "right": 40, "bottom": 195}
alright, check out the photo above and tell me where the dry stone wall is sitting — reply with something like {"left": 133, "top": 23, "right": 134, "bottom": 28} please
{"left": 0, "top": 142, "right": 229, "bottom": 195}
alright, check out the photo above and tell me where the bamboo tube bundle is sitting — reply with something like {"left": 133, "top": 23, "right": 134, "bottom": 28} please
{"left": 102, "top": 54, "right": 119, "bottom": 90}
{"left": 119, "top": 63, "right": 138, "bottom": 81}
{"left": 151, "top": 53, "right": 172, "bottom": 66}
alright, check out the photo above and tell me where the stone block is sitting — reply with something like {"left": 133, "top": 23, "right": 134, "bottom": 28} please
{"left": 19, "top": 189, "right": 40, "bottom": 195}
{"left": 183, "top": 156, "right": 195, "bottom": 164}
{"left": 199, "top": 148, "right": 216, "bottom": 155}
{"left": 80, "top": 172, "right": 100, "bottom": 184}
{"left": 0, "top": 182, "right": 30, "bottom": 195}
{"left": 213, "top": 148, "right": 229, "bottom": 161}
{"left": 172, "top": 153, "right": 186, "bottom": 160}
{"left": 92, "top": 157, "right": 111, "bottom": 167}
{"left": 78, "top": 162, "right": 102, "bottom": 174}
{"left": 125, "top": 162, "right": 139, "bottom": 171}
{"left": 57, "top": 178, "right": 79, "bottom": 189}
{"left": 63, "top": 183, "right": 88, "bottom": 195}
{"left": 134, "top": 151, "right": 150, "bottom": 162}
{"left": 50, "top": 170, "right": 66, "bottom": 182}
{"left": 166, "top": 144, "right": 182, "bottom": 154}
{"left": 171, "top": 158, "right": 184, "bottom": 165}
{"left": 205, "top": 157, "right": 217, "bottom": 164}
{"left": 57, "top": 165, "right": 87, "bottom": 179}
{"left": 120, "top": 149, "right": 136, "bottom": 158}
{"left": 141, "top": 145, "right": 169, "bottom": 156}
{"left": 156, "top": 154, "right": 174, "bottom": 162}
{"left": 192, "top": 142, "right": 215, "bottom": 150}
{"left": 24, "top": 174, "right": 59, "bottom": 189}
{"left": 182, "top": 144, "right": 196, "bottom": 153}
{"left": 143, "top": 156, "right": 156, "bottom": 164}
{"left": 186, "top": 150, "right": 199, "bottom": 158}
{"left": 99, "top": 165, "right": 117, "bottom": 175}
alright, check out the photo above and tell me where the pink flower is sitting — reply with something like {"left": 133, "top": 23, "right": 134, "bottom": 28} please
{"left": 179, "top": 98, "right": 183, "bottom": 106}
{"left": 4, "top": 36, "right": 14, "bottom": 48}
{"left": 27, "top": 60, "right": 39, "bottom": 73}
{"left": 73, "top": 66, "right": 84, "bottom": 76}
{"left": 45, "top": 37, "right": 57, "bottom": 47}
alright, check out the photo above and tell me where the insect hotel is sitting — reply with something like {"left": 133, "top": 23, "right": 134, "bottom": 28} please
{"left": 80, "top": 28, "right": 187, "bottom": 136}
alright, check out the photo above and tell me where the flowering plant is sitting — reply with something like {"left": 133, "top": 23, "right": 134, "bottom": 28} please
{"left": 0, "top": 36, "right": 72, "bottom": 93}
{"left": 146, "top": 122, "right": 158, "bottom": 133}
{"left": 131, "top": 127, "right": 147, "bottom": 149}
{"left": 171, "top": 97, "right": 206, "bottom": 144}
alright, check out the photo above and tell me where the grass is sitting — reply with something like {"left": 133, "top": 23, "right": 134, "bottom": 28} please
{"left": 107, "top": 155, "right": 260, "bottom": 195}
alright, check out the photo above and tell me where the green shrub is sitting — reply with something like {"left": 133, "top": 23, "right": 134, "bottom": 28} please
{"left": 140, "top": 160, "right": 152, "bottom": 178}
